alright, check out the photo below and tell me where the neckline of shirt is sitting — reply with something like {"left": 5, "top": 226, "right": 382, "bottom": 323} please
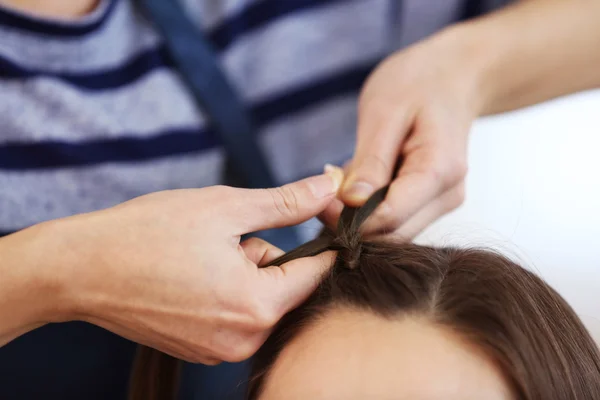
{"left": 0, "top": 0, "right": 117, "bottom": 37}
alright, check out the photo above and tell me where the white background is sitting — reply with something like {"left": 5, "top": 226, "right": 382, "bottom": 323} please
{"left": 416, "top": 89, "right": 600, "bottom": 342}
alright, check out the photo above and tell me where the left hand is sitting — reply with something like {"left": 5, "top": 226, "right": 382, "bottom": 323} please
{"left": 0, "top": 173, "right": 340, "bottom": 363}
{"left": 321, "top": 27, "right": 482, "bottom": 239}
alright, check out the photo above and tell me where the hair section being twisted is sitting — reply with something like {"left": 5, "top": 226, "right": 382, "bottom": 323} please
{"left": 263, "top": 183, "right": 390, "bottom": 269}
{"left": 127, "top": 182, "right": 392, "bottom": 400}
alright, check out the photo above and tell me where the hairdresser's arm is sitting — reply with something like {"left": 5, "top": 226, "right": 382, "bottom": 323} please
{"left": 0, "top": 172, "right": 340, "bottom": 363}
{"left": 323, "top": 0, "right": 600, "bottom": 237}
{"left": 474, "top": 0, "right": 600, "bottom": 114}
{"left": 0, "top": 224, "right": 67, "bottom": 346}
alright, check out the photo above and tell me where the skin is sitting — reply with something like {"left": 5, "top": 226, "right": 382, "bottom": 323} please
{"left": 1, "top": 0, "right": 600, "bottom": 362}
{"left": 323, "top": 0, "right": 600, "bottom": 238}
{"left": 260, "top": 308, "right": 513, "bottom": 400}
{"left": 0, "top": 172, "right": 340, "bottom": 364}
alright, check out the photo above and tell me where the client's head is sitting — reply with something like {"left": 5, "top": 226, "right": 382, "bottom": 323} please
{"left": 128, "top": 186, "right": 600, "bottom": 400}
{"left": 249, "top": 242, "right": 600, "bottom": 399}
{"left": 247, "top": 187, "right": 600, "bottom": 400}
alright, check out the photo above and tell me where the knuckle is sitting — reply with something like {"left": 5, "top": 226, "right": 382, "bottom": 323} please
{"left": 268, "top": 186, "right": 300, "bottom": 220}
{"left": 250, "top": 302, "right": 278, "bottom": 330}
{"left": 210, "top": 333, "right": 254, "bottom": 364}
{"left": 215, "top": 329, "right": 262, "bottom": 363}
{"left": 242, "top": 293, "right": 279, "bottom": 331}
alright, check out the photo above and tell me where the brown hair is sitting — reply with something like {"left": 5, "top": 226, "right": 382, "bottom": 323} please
{"left": 129, "top": 185, "right": 600, "bottom": 400}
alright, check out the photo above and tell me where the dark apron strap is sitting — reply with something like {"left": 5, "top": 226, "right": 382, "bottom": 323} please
{"left": 139, "top": 0, "right": 301, "bottom": 251}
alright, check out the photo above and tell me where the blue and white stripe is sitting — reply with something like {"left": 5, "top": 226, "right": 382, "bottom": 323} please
{"left": 0, "top": 0, "right": 511, "bottom": 235}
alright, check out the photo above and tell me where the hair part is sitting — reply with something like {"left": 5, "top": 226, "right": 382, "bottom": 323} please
{"left": 248, "top": 242, "right": 600, "bottom": 399}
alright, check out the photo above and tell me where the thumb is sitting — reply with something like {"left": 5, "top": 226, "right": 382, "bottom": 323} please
{"left": 341, "top": 104, "right": 412, "bottom": 206}
{"left": 258, "top": 251, "right": 336, "bottom": 317}
{"left": 238, "top": 168, "right": 343, "bottom": 234}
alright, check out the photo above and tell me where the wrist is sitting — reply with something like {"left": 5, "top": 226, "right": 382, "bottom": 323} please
{"left": 433, "top": 22, "right": 501, "bottom": 118}
{"left": 440, "top": 1, "right": 600, "bottom": 116}
{"left": 0, "top": 218, "right": 81, "bottom": 344}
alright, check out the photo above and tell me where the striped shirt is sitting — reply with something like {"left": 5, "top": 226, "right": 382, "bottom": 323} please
{"left": 0, "top": 0, "right": 511, "bottom": 399}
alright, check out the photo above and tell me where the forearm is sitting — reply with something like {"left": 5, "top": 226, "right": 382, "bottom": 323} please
{"left": 455, "top": 0, "right": 600, "bottom": 115}
{"left": 0, "top": 221, "right": 74, "bottom": 346}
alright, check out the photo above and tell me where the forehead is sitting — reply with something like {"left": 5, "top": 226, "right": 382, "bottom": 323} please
{"left": 259, "top": 309, "right": 512, "bottom": 400}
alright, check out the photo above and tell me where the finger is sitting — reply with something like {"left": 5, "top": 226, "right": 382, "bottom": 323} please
{"left": 389, "top": 182, "right": 466, "bottom": 240}
{"left": 257, "top": 251, "right": 336, "bottom": 317}
{"left": 317, "top": 197, "right": 344, "bottom": 231}
{"left": 341, "top": 100, "right": 415, "bottom": 206}
{"left": 361, "top": 146, "right": 466, "bottom": 234}
{"left": 235, "top": 170, "right": 343, "bottom": 234}
{"left": 318, "top": 163, "right": 351, "bottom": 229}
{"left": 318, "top": 161, "right": 351, "bottom": 229}
{"left": 240, "top": 237, "right": 285, "bottom": 267}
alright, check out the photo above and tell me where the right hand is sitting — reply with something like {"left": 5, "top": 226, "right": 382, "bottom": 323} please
{"left": 7, "top": 172, "right": 341, "bottom": 364}
{"left": 320, "top": 28, "right": 476, "bottom": 239}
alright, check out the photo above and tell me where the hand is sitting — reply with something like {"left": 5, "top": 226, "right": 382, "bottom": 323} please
{"left": 19, "top": 173, "right": 340, "bottom": 364}
{"left": 322, "top": 28, "right": 482, "bottom": 239}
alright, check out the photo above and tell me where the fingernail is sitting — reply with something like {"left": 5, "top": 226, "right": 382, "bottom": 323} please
{"left": 324, "top": 164, "right": 344, "bottom": 194}
{"left": 343, "top": 180, "right": 374, "bottom": 202}
{"left": 307, "top": 172, "right": 341, "bottom": 199}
